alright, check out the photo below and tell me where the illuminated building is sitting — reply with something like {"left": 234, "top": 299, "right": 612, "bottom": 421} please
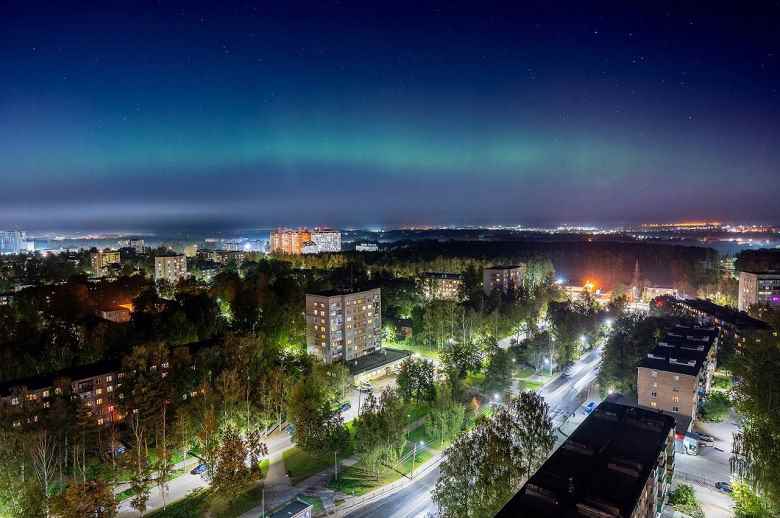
{"left": 421, "top": 272, "right": 463, "bottom": 301}
{"left": 738, "top": 271, "right": 780, "bottom": 311}
{"left": 90, "top": 249, "right": 121, "bottom": 276}
{"left": 0, "top": 231, "right": 32, "bottom": 254}
{"left": 355, "top": 242, "right": 379, "bottom": 252}
{"left": 270, "top": 228, "right": 311, "bottom": 255}
{"left": 483, "top": 264, "right": 526, "bottom": 295}
{"left": 305, "top": 288, "right": 381, "bottom": 363}
{"left": 310, "top": 228, "right": 342, "bottom": 253}
{"left": 154, "top": 253, "right": 188, "bottom": 284}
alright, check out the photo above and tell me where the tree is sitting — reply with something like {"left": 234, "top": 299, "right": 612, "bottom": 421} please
{"left": 52, "top": 480, "right": 116, "bottom": 518}
{"left": 288, "top": 378, "right": 348, "bottom": 454}
{"left": 731, "top": 331, "right": 780, "bottom": 511}
{"left": 597, "top": 315, "right": 665, "bottom": 396}
{"left": 425, "top": 388, "right": 465, "bottom": 448}
{"left": 433, "top": 392, "right": 554, "bottom": 517}
{"left": 354, "top": 388, "right": 408, "bottom": 478}
{"left": 667, "top": 484, "right": 704, "bottom": 518}
{"left": 397, "top": 358, "right": 436, "bottom": 404}
{"left": 482, "top": 348, "right": 513, "bottom": 395}
{"left": 213, "top": 425, "right": 251, "bottom": 497}
{"left": 30, "top": 431, "right": 57, "bottom": 518}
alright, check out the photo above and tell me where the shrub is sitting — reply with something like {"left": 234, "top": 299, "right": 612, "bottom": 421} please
{"left": 700, "top": 392, "right": 730, "bottom": 422}
{"left": 668, "top": 484, "right": 704, "bottom": 518}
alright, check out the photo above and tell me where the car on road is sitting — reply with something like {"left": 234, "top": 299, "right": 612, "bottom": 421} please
{"left": 583, "top": 401, "right": 598, "bottom": 414}
{"left": 358, "top": 383, "right": 373, "bottom": 393}
{"left": 190, "top": 463, "right": 208, "bottom": 475}
{"left": 339, "top": 402, "right": 352, "bottom": 413}
{"left": 284, "top": 423, "right": 295, "bottom": 435}
{"left": 694, "top": 432, "right": 715, "bottom": 443}
{"left": 715, "top": 481, "right": 732, "bottom": 493}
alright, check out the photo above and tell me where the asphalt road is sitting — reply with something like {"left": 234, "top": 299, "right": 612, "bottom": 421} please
{"left": 344, "top": 347, "right": 603, "bottom": 518}
{"left": 345, "top": 465, "right": 440, "bottom": 518}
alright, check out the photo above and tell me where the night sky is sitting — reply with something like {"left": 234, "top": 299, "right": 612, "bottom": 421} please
{"left": 2, "top": 2, "right": 779, "bottom": 231}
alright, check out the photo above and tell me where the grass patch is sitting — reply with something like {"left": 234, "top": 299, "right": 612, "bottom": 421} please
{"left": 283, "top": 447, "right": 332, "bottom": 484}
{"left": 712, "top": 372, "right": 732, "bottom": 391}
{"left": 701, "top": 392, "right": 731, "bottom": 422}
{"left": 147, "top": 489, "right": 209, "bottom": 518}
{"left": 210, "top": 484, "right": 265, "bottom": 518}
{"left": 391, "top": 341, "right": 441, "bottom": 361}
{"left": 299, "top": 495, "right": 325, "bottom": 513}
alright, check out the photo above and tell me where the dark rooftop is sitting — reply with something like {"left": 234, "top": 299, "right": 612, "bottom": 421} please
{"left": 270, "top": 498, "right": 313, "bottom": 518}
{"left": 664, "top": 297, "right": 770, "bottom": 332}
{"left": 638, "top": 324, "right": 717, "bottom": 376}
{"left": 347, "top": 348, "right": 411, "bottom": 375}
{"left": 422, "top": 272, "right": 463, "bottom": 280}
{"left": 484, "top": 264, "right": 524, "bottom": 270}
{"left": 0, "top": 359, "right": 121, "bottom": 397}
{"left": 497, "top": 402, "right": 675, "bottom": 518}
{"left": 307, "top": 287, "right": 380, "bottom": 298}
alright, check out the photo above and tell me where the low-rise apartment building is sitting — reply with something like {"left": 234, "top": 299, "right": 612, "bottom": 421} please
{"left": 305, "top": 288, "right": 381, "bottom": 364}
{"left": 90, "top": 250, "right": 121, "bottom": 276}
{"left": 738, "top": 271, "right": 780, "bottom": 311}
{"left": 498, "top": 401, "right": 676, "bottom": 518}
{"left": 154, "top": 253, "right": 188, "bottom": 284}
{"left": 658, "top": 297, "right": 770, "bottom": 343}
{"left": 483, "top": 264, "right": 526, "bottom": 295}
{"left": 310, "top": 228, "right": 341, "bottom": 253}
{"left": 420, "top": 272, "right": 463, "bottom": 301}
{"left": 637, "top": 324, "right": 717, "bottom": 427}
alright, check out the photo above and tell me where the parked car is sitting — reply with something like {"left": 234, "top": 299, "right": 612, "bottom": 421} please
{"left": 339, "top": 402, "right": 352, "bottom": 413}
{"left": 358, "top": 383, "right": 373, "bottom": 393}
{"left": 284, "top": 423, "right": 295, "bottom": 435}
{"left": 715, "top": 481, "right": 732, "bottom": 493}
{"left": 694, "top": 432, "right": 716, "bottom": 443}
{"left": 583, "top": 402, "right": 598, "bottom": 415}
{"left": 190, "top": 463, "right": 208, "bottom": 475}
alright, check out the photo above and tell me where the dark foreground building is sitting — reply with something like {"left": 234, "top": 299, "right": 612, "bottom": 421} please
{"left": 497, "top": 402, "right": 676, "bottom": 518}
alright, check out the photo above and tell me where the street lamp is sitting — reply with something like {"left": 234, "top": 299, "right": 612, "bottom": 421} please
{"left": 411, "top": 440, "right": 425, "bottom": 478}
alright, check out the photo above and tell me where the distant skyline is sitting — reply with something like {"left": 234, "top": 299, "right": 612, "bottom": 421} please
{"left": 2, "top": 2, "right": 779, "bottom": 230}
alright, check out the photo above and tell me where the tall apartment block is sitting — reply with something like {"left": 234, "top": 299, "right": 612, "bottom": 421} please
{"left": 420, "top": 272, "right": 463, "bottom": 301}
{"left": 637, "top": 323, "right": 717, "bottom": 428}
{"left": 483, "top": 264, "right": 526, "bottom": 295}
{"left": 270, "top": 228, "right": 312, "bottom": 255}
{"left": 310, "top": 228, "right": 341, "bottom": 253}
{"left": 0, "top": 230, "right": 30, "bottom": 254}
{"left": 154, "top": 253, "right": 188, "bottom": 284}
{"left": 305, "top": 288, "right": 381, "bottom": 363}
{"left": 498, "top": 402, "right": 676, "bottom": 518}
{"left": 738, "top": 271, "right": 780, "bottom": 311}
{"left": 90, "top": 249, "right": 121, "bottom": 276}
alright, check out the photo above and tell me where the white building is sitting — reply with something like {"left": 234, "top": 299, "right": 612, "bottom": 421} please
{"left": 310, "top": 229, "right": 341, "bottom": 253}
{"left": 154, "top": 254, "right": 188, "bottom": 284}
{"left": 0, "top": 231, "right": 32, "bottom": 254}
{"left": 355, "top": 242, "right": 379, "bottom": 252}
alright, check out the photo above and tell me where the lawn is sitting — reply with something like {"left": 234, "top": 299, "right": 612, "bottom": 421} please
{"left": 712, "top": 372, "right": 732, "bottom": 392}
{"left": 298, "top": 495, "right": 325, "bottom": 514}
{"left": 147, "top": 482, "right": 267, "bottom": 518}
{"left": 390, "top": 340, "right": 441, "bottom": 361}
{"left": 283, "top": 447, "right": 333, "bottom": 484}
{"left": 700, "top": 392, "right": 731, "bottom": 422}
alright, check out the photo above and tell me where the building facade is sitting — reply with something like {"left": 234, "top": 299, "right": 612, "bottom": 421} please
{"left": 305, "top": 288, "right": 382, "bottom": 363}
{"left": 270, "top": 228, "right": 312, "bottom": 255}
{"left": 738, "top": 271, "right": 780, "bottom": 312}
{"left": 0, "top": 231, "right": 30, "bottom": 255}
{"left": 420, "top": 272, "right": 463, "bottom": 301}
{"left": 90, "top": 250, "right": 121, "bottom": 276}
{"left": 310, "top": 229, "right": 342, "bottom": 253}
{"left": 355, "top": 242, "right": 379, "bottom": 252}
{"left": 483, "top": 264, "right": 526, "bottom": 295}
{"left": 498, "top": 402, "right": 676, "bottom": 518}
{"left": 154, "top": 254, "right": 188, "bottom": 284}
{"left": 637, "top": 323, "right": 717, "bottom": 426}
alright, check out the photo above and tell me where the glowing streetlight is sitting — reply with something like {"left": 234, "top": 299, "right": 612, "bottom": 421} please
{"left": 604, "top": 318, "right": 613, "bottom": 327}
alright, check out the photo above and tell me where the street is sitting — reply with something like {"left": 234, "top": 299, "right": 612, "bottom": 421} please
{"left": 344, "top": 347, "right": 604, "bottom": 518}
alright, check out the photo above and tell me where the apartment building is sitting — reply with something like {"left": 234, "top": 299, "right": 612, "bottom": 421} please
{"left": 483, "top": 264, "right": 526, "bottom": 295}
{"left": 355, "top": 242, "right": 379, "bottom": 252}
{"left": 197, "top": 249, "right": 245, "bottom": 265}
{"left": 269, "top": 228, "right": 311, "bottom": 255}
{"left": 420, "top": 272, "right": 463, "bottom": 301}
{"left": 310, "top": 228, "right": 341, "bottom": 253}
{"left": 738, "top": 271, "right": 780, "bottom": 311}
{"left": 498, "top": 401, "right": 676, "bottom": 518}
{"left": 154, "top": 253, "right": 188, "bottom": 284}
{"left": 0, "top": 359, "right": 123, "bottom": 427}
{"left": 305, "top": 288, "right": 381, "bottom": 363}
{"left": 90, "top": 249, "right": 121, "bottom": 276}
{"left": 659, "top": 297, "right": 770, "bottom": 342}
{"left": 0, "top": 230, "right": 31, "bottom": 254}
{"left": 637, "top": 324, "right": 717, "bottom": 427}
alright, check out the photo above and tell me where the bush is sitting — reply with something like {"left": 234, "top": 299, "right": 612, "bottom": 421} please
{"left": 668, "top": 484, "right": 704, "bottom": 518}
{"left": 732, "top": 482, "right": 777, "bottom": 518}
{"left": 700, "top": 392, "right": 730, "bottom": 422}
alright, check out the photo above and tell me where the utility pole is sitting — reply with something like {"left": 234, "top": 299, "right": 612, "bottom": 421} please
{"left": 334, "top": 451, "right": 338, "bottom": 480}
{"left": 410, "top": 442, "right": 417, "bottom": 479}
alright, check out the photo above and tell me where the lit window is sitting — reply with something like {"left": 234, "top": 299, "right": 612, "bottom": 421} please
{"left": 672, "top": 395, "right": 679, "bottom": 403}
{"left": 10, "top": 398, "right": 18, "bottom": 406}
{"left": 650, "top": 401, "right": 657, "bottom": 408}
{"left": 651, "top": 371, "right": 657, "bottom": 377}
{"left": 96, "top": 388, "right": 103, "bottom": 395}
{"left": 672, "top": 406, "right": 679, "bottom": 412}
{"left": 42, "top": 390, "right": 49, "bottom": 398}
{"left": 97, "top": 418, "right": 104, "bottom": 425}
{"left": 107, "top": 385, "right": 113, "bottom": 392}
